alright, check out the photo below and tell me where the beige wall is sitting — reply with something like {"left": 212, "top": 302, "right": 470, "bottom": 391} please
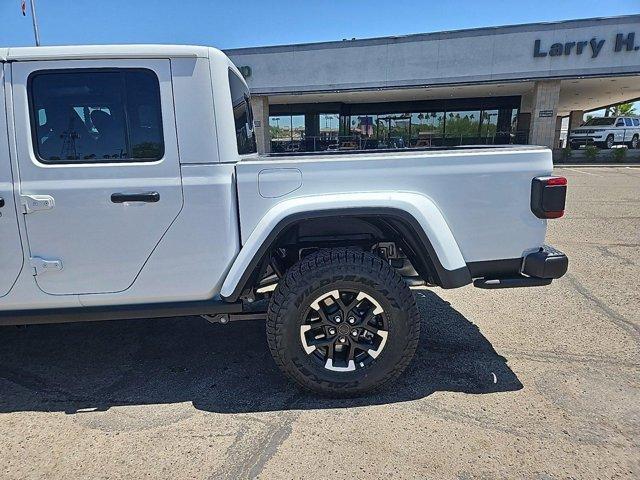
{"left": 528, "top": 80, "right": 561, "bottom": 148}
{"left": 250, "top": 96, "right": 270, "bottom": 154}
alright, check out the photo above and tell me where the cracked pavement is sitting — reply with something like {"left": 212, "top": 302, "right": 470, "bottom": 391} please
{"left": 0, "top": 166, "right": 638, "bottom": 479}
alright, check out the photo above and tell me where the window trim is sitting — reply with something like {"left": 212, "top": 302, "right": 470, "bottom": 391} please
{"left": 27, "top": 67, "right": 165, "bottom": 165}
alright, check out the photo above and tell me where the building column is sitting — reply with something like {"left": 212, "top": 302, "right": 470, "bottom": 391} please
{"left": 250, "top": 95, "right": 270, "bottom": 154}
{"left": 554, "top": 116, "right": 564, "bottom": 149}
{"left": 528, "top": 80, "right": 561, "bottom": 148}
{"left": 568, "top": 110, "right": 585, "bottom": 131}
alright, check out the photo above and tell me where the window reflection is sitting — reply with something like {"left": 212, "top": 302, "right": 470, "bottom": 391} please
{"left": 411, "top": 112, "right": 444, "bottom": 147}
{"left": 445, "top": 111, "right": 480, "bottom": 144}
{"left": 268, "top": 107, "right": 520, "bottom": 152}
{"left": 269, "top": 114, "right": 306, "bottom": 152}
{"left": 480, "top": 110, "right": 498, "bottom": 140}
{"left": 319, "top": 113, "right": 339, "bottom": 140}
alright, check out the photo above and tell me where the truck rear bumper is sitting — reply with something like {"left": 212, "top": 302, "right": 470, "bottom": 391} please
{"left": 472, "top": 245, "right": 568, "bottom": 289}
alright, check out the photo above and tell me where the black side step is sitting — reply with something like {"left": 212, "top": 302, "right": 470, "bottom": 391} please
{"left": 0, "top": 298, "right": 244, "bottom": 326}
{"left": 473, "top": 276, "right": 552, "bottom": 289}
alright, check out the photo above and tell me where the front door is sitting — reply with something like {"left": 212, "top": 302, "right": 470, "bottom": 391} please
{"left": 0, "top": 64, "right": 24, "bottom": 297}
{"left": 11, "top": 59, "right": 183, "bottom": 295}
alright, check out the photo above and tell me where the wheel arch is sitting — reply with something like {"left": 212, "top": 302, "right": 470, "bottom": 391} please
{"left": 220, "top": 193, "right": 471, "bottom": 301}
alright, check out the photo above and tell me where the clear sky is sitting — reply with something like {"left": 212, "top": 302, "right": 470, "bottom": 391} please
{"left": 1, "top": 0, "right": 639, "bottom": 49}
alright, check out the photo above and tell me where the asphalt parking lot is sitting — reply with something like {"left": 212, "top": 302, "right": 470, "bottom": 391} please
{"left": 0, "top": 166, "right": 638, "bottom": 479}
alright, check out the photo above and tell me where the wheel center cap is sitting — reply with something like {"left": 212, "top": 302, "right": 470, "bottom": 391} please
{"left": 338, "top": 324, "right": 350, "bottom": 335}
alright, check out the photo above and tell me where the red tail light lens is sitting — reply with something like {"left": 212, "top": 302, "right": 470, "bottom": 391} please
{"left": 546, "top": 176, "right": 567, "bottom": 186}
{"left": 531, "top": 176, "right": 567, "bottom": 219}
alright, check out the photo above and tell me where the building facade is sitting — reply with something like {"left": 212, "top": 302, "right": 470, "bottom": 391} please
{"left": 226, "top": 15, "right": 640, "bottom": 154}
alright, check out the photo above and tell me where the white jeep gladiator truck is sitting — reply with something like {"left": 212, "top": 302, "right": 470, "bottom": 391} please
{"left": 0, "top": 45, "right": 568, "bottom": 395}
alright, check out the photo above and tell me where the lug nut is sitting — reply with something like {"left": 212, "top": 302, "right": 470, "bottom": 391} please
{"left": 334, "top": 316, "right": 342, "bottom": 323}
{"left": 348, "top": 317, "right": 356, "bottom": 324}
{"left": 351, "top": 330, "right": 358, "bottom": 337}
{"left": 328, "top": 327, "right": 336, "bottom": 335}
{"left": 339, "top": 336, "right": 347, "bottom": 343}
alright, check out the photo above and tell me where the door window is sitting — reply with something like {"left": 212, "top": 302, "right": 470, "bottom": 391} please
{"left": 624, "top": 118, "right": 633, "bottom": 127}
{"left": 29, "top": 69, "right": 164, "bottom": 163}
{"left": 616, "top": 118, "right": 625, "bottom": 127}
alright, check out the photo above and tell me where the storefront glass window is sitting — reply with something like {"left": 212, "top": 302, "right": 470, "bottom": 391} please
{"left": 270, "top": 104, "right": 520, "bottom": 152}
{"left": 269, "top": 116, "right": 291, "bottom": 141}
{"left": 480, "top": 109, "right": 499, "bottom": 141}
{"left": 411, "top": 112, "right": 445, "bottom": 146}
{"left": 291, "top": 115, "right": 305, "bottom": 141}
{"left": 350, "top": 115, "right": 377, "bottom": 139}
{"left": 269, "top": 114, "right": 305, "bottom": 152}
{"left": 319, "top": 113, "right": 339, "bottom": 140}
{"left": 444, "top": 110, "right": 481, "bottom": 144}
{"left": 375, "top": 114, "right": 410, "bottom": 148}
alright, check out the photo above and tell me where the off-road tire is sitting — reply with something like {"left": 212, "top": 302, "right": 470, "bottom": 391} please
{"left": 266, "top": 248, "right": 420, "bottom": 397}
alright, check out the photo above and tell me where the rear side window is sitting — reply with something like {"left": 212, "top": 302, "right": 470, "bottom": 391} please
{"left": 634, "top": 118, "right": 640, "bottom": 127}
{"left": 228, "top": 70, "right": 257, "bottom": 155}
{"left": 624, "top": 118, "right": 633, "bottom": 127}
{"left": 29, "top": 69, "right": 164, "bottom": 163}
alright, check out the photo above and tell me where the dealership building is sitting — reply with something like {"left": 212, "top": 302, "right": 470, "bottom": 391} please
{"left": 225, "top": 15, "right": 640, "bottom": 155}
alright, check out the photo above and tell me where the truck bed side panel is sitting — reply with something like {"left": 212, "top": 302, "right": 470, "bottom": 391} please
{"left": 235, "top": 147, "right": 551, "bottom": 263}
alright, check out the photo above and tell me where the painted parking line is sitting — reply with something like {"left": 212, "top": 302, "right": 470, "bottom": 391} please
{"left": 560, "top": 167, "right": 601, "bottom": 176}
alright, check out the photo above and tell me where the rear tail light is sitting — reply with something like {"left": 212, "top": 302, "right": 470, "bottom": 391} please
{"left": 531, "top": 176, "right": 567, "bottom": 219}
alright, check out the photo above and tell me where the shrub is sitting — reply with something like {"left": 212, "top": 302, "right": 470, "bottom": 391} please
{"left": 610, "top": 147, "right": 627, "bottom": 163}
{"left": 584, "top": 145, "right": 599, "bottom": 162}
{"left": 559, "top": 146, "right": 572, "bottom": 163}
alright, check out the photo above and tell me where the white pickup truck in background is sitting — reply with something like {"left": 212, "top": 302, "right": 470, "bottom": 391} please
{"left": 569, "top": 116, "right": 640, "bottom": 149}
{"left": 0, "top": 45, "right": 568, "bottom": 395}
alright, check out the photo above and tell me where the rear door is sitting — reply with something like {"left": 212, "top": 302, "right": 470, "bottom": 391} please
{"left": 11, "top": 59, "right": 183, "bottom": 295}
{"left": 0, "top": 63, "right": 24, "bottom": 297}
{"left": 623, "top": 118, "right": 634, "bottom": 142}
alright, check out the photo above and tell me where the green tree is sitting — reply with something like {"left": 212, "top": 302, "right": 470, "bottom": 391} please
{"left": 605, "top": 102, "right": 636, "bottom": 117}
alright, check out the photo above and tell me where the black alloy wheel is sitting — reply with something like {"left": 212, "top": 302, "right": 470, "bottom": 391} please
{"left": 299, "top": 289, "right": 389, "bottom": 372}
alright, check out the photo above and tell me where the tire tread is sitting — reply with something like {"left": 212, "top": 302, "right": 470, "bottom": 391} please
{"left": 266, "top": 248, "right": 420, "bottom": 396}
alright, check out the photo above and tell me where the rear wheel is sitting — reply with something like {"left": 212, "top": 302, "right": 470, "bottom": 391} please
{"left": 266, "top": 248, "right": 420, "bottom": 396}
{"left": 629, "top": 135, "right": 638, "bottom": 149}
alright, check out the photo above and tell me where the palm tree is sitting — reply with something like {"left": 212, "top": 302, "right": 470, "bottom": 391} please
{"left": 605, "top": 102, "right": 637, "bottom": 117}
